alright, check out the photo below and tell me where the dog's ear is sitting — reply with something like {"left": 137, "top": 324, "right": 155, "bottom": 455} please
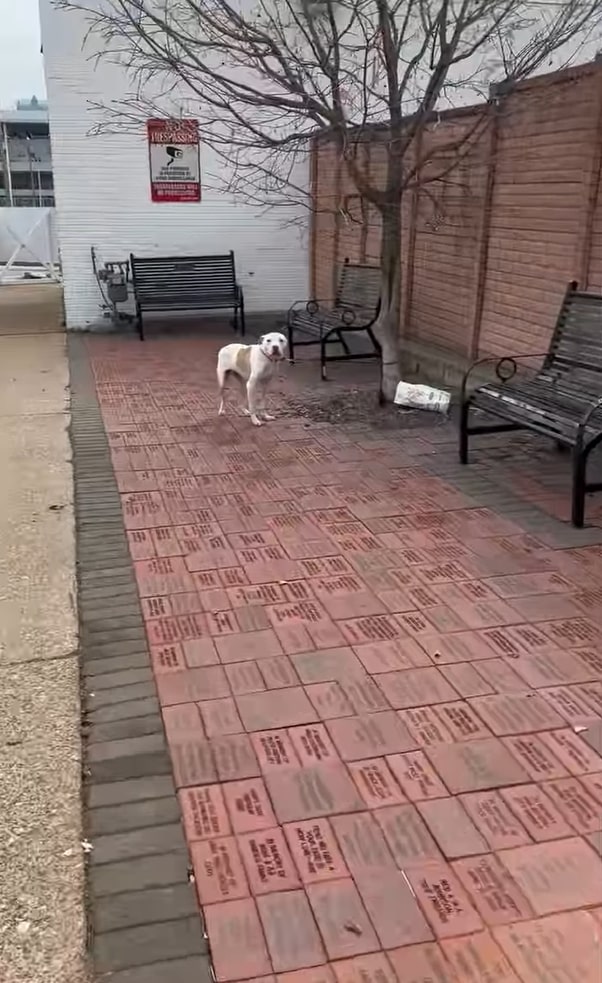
{"left": 259, "top": 334, "right": 266, "bottom": 344}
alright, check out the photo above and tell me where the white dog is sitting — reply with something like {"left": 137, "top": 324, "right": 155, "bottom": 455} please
{"left": 217, "top": 332, "right": 287, "bottom": 426}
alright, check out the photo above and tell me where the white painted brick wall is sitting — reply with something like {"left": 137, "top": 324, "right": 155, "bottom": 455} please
{"left": 38, "top": 0, "right": 309, "bottom": 329}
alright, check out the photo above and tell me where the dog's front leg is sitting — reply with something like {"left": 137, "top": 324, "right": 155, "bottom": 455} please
{"left": 261, "top": 404, "right": 276, "bottom": 422}
{"left": 246, "top": 379, "right": 263, "bottom": 426}
{"left": 256, "top": 384, "right": 276, "bottom": 422}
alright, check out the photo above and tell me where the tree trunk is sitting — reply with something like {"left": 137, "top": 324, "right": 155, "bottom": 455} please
{"left": 374, "top": 200, "right": 402, "bottom": 402}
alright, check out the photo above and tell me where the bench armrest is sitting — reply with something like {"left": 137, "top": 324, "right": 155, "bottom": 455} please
{"left": 461, "top": 353, "right": 549, "bottom": 400}
{"left": 579, "top": 395, "right": 602, "bottom": 432}
{"left": 287, "top": 299, "right": 335, "bottom": 322}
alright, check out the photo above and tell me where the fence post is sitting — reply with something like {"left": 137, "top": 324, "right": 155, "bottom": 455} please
{"left": 575, "top": 68, "right": 602, "bottom": 290}
{"left": 44, "top": 210, "right": 57, "bottom": 281}
{"left": 468, "top": 102, "right": 499, "bottom": 360}
{"left": 1, "top": 122, "right": 14, "bottom": 206}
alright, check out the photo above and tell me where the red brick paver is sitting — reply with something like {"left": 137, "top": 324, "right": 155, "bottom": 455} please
{"left": 89, "top": 334, "right": 602, "bottom": 983}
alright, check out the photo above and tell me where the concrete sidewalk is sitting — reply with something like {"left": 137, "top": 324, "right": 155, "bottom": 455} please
{"left": 0, "top": 334, "right": 88, "bottom": 982}
{"left": 0, "top": 282, "right": 63, "bottom": 335}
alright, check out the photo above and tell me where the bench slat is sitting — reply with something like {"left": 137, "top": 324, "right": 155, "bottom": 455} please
{"left": 338, "top": 264, "right": 381, "bottom": 311}
{"left": 474, "top": 384, "right": 602, "bottom": 432}
{"left": 133, "top": 271, "right": 236, "bottom": 282}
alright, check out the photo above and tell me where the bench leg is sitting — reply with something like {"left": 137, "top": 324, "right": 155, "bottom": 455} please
{"left": 287, "top": 324, "right": 295, "bottom": 363}
{"left": 572, "top": 443, "right": 587, "bottom": 528}
{"left": 320, "top": 334, "right": 328, "bottom": 381}
{"left": 239, "top": 298, "right": 246, "bottom": 338}
{"left": 137, "top": 305, "right": 144, "bottom": 341}
{"left": 367, "top": 327, "right": 381, "bottom": 356}
{"left": 336, "top": 329, "right": 351, "bottom": 355}
{"left": 459, "top": 398, "right": 470, "bottom": 464}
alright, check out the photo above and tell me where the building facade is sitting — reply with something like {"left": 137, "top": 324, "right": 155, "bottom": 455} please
{"left": 0, "top": 97, "right": 54, "bottom": 208}
{"left": 38, "top": 1, "right": 309, "bottom": 330}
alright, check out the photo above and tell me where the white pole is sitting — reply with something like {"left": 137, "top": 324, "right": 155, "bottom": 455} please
{"left": 44, "top": 210, "right": 57, "bottom": 280}
{"left": 26, "top": 139, "right": 35, "bottom": 204}
{"left": 2, "top": 122, "right": 13, "bottom": 206}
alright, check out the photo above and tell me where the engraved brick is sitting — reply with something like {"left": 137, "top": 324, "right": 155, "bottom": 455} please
{"left": 375, "top": 668, "right": 457, "bottom": 710}
{"left": 236, "top": 688, "right": 318, "bottom": 732}
{"left": 417, "top": 798, "right": 488, "bottom": 858}
{"left": 543, "top": 777, "right": 602, "bottom": 833}
{"left": 190, "top": 836, "right": 249, "bottom": 904}
{"left": 404, "top": 861, "right": 483, "bottom": 938}
{"left": 258, "top": 890, "right": 326, "bottom": 972}
{"left": 327, "top": 712, "right": 416, "bottom": 761}
{"left": 495, "top": 911, "right": 600, "bottom": 983}
{"left": 266, "top": 763, "right": 364, "bottom": 823}
{"left": 223, "top": 778, "right": 277, "bottom": 833}
{"left": 307, "top": 879, "right": 379, "bottom": 959}
{"left": 179, "top": 785, "right": 231, "bottom": 841}
{"left": 289, "top": 724, "right": 339, "bottom": 766}
{"left": 305, "top": 682, "right": 354, "bottom": 720}
{"left": 426, "top": 738, "right": 529, "bottom": 794}
{"left": 502, "top": 734, "right": 568, "bottom": 781}
{"left": 347, "top": 758, "right": 406, "bottom": 808}
{"left": 387, "top": 751, "right": 448, "bottom": 801}
{"left": 469, "top": 693, "right": 564, "bottom": 735}
{"left": 284, "top": 818, "right": 349, "bottom": 883}
{"left": 238, "top": 826, "right": 301, "bottom": 894}
{"left": 252, "top": 729, "right": 300, "bottom": 772}
{"left": 499, "top": 838, "right": 602, "bottom": 914}
{"left": 453, "top": 854, "right": 533, "bottom": 925}
{"left": 204, "top": 898, "right": 272, "bottom": 982}
{"left": 374, "top": 804, "right": 441, "bottom": 868}
{"left": 539, "top": 729, "right": 602, "bottom": 776}
{"left": 500, "top": 784, "right": 574, "bottom": 841}
{"left": 442, "top": 932, "right": 521, "bottom": 983}
{"left": 460, "top": 791, "right": 530, "bottom": 850}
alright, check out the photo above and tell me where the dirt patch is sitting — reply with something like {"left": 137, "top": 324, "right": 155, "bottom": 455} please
{"left": 278, "top": 386, "right": 449, "bottom": 430}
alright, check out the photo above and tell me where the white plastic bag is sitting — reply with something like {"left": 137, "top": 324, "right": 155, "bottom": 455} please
{"left": 394, "top": 380, "right": 451, "bottom": 414}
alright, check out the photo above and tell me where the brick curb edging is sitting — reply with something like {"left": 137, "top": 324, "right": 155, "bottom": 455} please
{"left": 68, "top": 335, "right": 211, "bottom": 982}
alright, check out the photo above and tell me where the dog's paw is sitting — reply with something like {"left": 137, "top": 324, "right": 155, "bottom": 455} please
{"left": 241, "top": 407, "right": 251, "bottom": 417}
{"left": 261, "top": 413, "right": 276, "bottom": 421}
{"left": 251, "top": 416, "right": 263, "bottom": 427}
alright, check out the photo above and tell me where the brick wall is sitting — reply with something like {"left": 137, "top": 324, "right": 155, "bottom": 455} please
{"left": 311, "top": 62, "right": 602, "bottom": 362}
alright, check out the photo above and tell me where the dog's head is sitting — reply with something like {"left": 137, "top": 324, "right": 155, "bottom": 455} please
{"left": 260, "top": 332, "right": 288, "bottom": 361}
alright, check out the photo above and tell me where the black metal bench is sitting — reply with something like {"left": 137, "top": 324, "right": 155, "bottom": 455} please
{"left": 459, "top": 281, "right": 602, "bottom": 527}
{"left": 287, "top": 259, "right": 381, "bottom": 379}
{"left": 129, "top": 251, "right": 245, "bottom": 340}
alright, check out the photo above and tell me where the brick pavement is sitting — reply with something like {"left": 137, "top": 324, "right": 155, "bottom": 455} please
{"left": 74, "top": 331, "right": 602, "bottom": 982}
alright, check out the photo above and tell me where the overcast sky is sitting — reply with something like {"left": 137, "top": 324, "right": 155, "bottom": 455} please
{"left": 0, "top": 0, "right": 46, "bottom": 109}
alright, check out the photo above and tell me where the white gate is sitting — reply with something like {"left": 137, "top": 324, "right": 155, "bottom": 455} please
{"left": 0, "top": 208, "right": 60, "bottom": 283}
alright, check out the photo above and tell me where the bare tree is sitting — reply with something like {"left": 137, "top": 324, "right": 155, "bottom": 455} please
{"left": 56, "top": 0, "right": 602, "bottom": 398}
